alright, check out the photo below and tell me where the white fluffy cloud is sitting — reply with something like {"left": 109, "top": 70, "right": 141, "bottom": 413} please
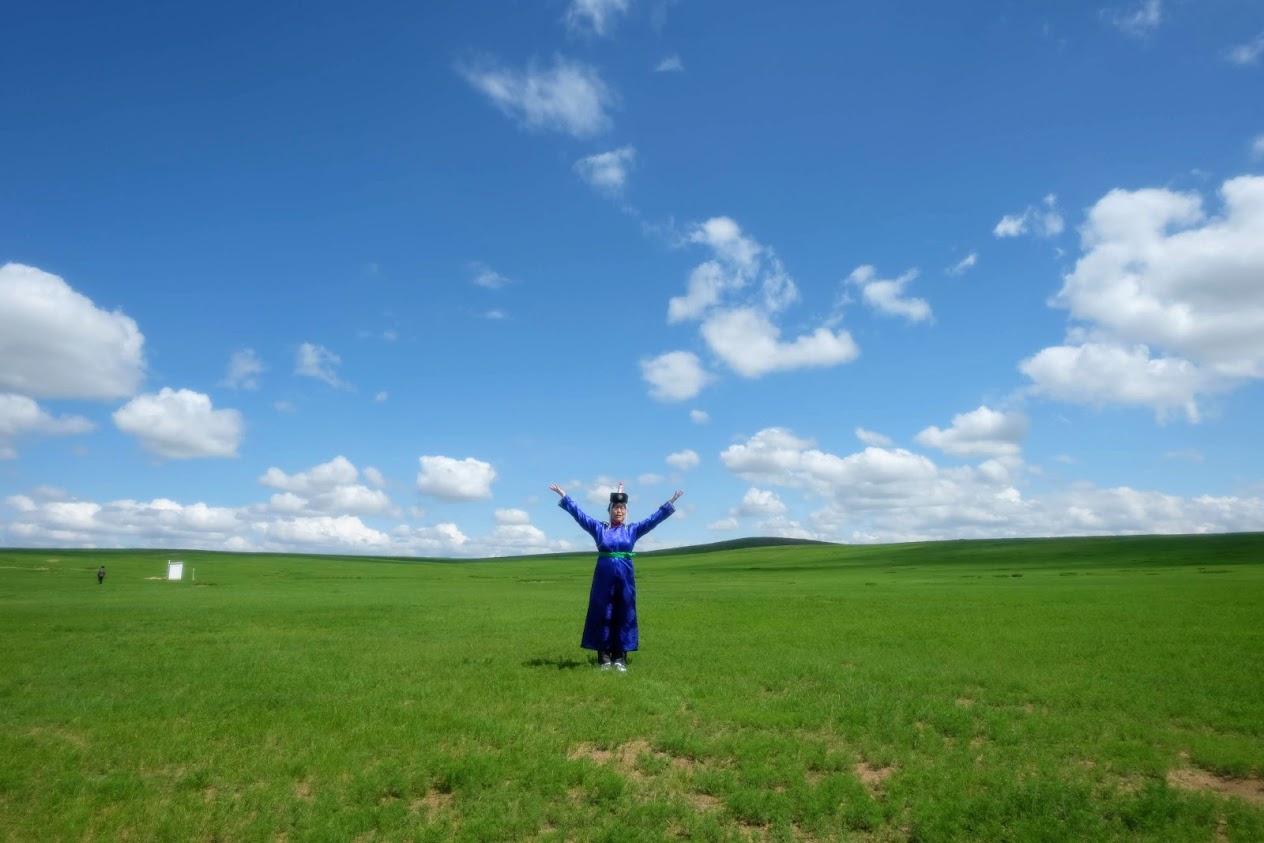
{"left": 915, "top": 406, "right": 1029, "bottom": 458}
{"left": 994, "top": 194, "right": 1064, "bottom": 238}
{"left": 0, "top": 263, "right": 145, "bottom": 400}
{"left": 222, "top": 349, "right": 263, "bottom": 390}
{"left": 1021, "top": 343, "right": 1214, "bottom": 421}
{"left": 458, "top": 56, "right": 614, "bottom": 138}
{"left": 112, "top": 388, "right": 243, "bottom": 459}
{"left": 689, "top": 409, "right": 710, "bottom": 425}
{"left": 660, "top": 217, "right": 859, "bottom": 395}
{"left": 295, "top": 343, "right": 344, "bottom": 387}
{"left": 564, "top": 0, "right": 631, "bottom": 37}
{"left": 1021, "top": 175, "right": 1264, "bottom": 419}
{"left": 665, "top": 449, "right": 700, "bottom": 471}
{"left": 417, "top": 455, "right": 497, "bottom": 501}
{"left": 735, "top": 487, "right": 787, "bottom": 517}
{"left": 720, "top": 426, "right": 1263, "bottom": 542}
{"left": 0, "top": 394, "right": 94, "bottom": 459}
{"left": 641, "top": 351, "right": 712, "bottom": 401}
{"left": 0, "top": 477, "right": 565, "bottom": 558}
{"left": 700, "top": 308, "right": 859, "bottom": 377}
{"left": 260, "top": 456, "right": 395, "bottom": 516}
{"left": 655, "top": 55, "right": 684, "bottom": 72}
{"left": 4, "top": 491, "right": 246, "bottom": 548}
{"left": 846, "top": 265, "right": 932, "bottom": 323}
{"left": 574, "top": 146, "right": 636, "bottom": 195}
{"left": 262, "top": 515, "right": 392, "bottom": 549}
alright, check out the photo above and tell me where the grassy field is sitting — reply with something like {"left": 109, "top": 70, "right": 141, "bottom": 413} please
{"left": 2, "top": 534, "right": 1263, "bottom": 842}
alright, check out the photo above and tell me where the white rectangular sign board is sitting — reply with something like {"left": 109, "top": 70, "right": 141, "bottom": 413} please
{"left": 167, "top": 561, "right": 184, "bottom": 581}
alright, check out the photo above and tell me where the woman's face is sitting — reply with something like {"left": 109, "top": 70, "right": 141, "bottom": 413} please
{"left": 609, "top": 503, "right": 627, "bottom": 525}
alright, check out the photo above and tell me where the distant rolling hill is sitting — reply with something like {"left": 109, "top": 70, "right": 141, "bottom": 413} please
{"left": 640, "top": 537, "right": 837, "bottom": 556}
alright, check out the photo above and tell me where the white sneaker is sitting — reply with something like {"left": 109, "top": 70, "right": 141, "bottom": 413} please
{"left": 599, "top": 661, "right": 612, "bottom": 670}
{"left": 613, "top": 659, "right": 627, "bottom": 672}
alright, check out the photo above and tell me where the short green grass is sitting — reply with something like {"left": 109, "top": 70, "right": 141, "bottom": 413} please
{"left": 2, "top": 534, "right": 1262, "bottom": 842}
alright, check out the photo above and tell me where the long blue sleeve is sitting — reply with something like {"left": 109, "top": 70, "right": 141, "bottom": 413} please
{"left": 557, "top": 495, "right": 676, "bottom": 553}
{"left": 630, "top": 501, "right": 676, "bottom": 542}
{"left": 558, "top": 495, "right": 602, "bottom": 542}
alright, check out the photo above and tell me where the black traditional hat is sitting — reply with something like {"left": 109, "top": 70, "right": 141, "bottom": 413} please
{"left": 609, "top": 481, "right": 628, "bottom": 507}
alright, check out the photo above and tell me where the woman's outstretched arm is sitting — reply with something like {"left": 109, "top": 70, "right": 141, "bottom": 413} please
{"left": 551, "top": 483, "right": 601, "bottom": 541}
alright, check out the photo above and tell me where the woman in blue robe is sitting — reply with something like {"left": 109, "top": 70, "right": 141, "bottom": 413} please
{"left": 549, "top": 483, "right": 683, "bottom": 671}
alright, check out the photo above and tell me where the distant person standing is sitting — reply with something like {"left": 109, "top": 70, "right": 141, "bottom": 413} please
{"left": 549, "top": 482, "right": 683, "bottom": 671}
{"left": 97, "top": 565, "right": 106, "bottom": 585}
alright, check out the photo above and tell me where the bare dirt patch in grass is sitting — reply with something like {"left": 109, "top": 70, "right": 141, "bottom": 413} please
{"left": 410, "top": 790, "right": 454, "bottom": 813}
{"left": 855, "top": 761, "right": 895, "bottom": 798}
{"left": 687, "top": 792, "right": 723, "bottom": 812}
{"left": 1167, "top": 767, "right": 1264, "bottom": 804}
{"left": 568, "top": 738, "right": 692, "bottom": 779}
{"left": 955, "top": 697, "right": 974, "bottom": 707}
{"left": 294, "top": 780, "right": 313, "bottom": 802}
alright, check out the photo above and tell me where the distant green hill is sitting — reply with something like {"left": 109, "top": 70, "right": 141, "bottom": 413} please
{"left": 640, "top": 536, "right": 835, "bottom": 556}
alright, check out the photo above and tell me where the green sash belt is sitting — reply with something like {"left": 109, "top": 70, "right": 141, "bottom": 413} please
{"left": 599, "top": 551, "right": 635, "bottom": 559}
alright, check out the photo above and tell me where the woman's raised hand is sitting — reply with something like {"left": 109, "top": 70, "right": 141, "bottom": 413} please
{"left": 549, "top": 484, "right": 566, "bottom": 498}
{"left": 670, "top": 490, "right": 684, "bottom": 504}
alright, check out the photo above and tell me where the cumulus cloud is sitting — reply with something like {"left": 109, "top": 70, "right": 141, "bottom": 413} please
{"left": 1252, "top": 134, "right": 1264, "bottom": 159}
{"left": 222, "top": 349, "right": 263, "bottom": 390}
{"left": 846, "top": 266, "right": 932, "bottom": 323}
{"left": 993, "top": 194, "right": 1065, "bottom": 239}
{"left": 1225, "top": 32, "right": 1264, "bottom": 65}
{"left": 565, "top": 0, "right": 631, "bottom": 37}
{"left": 665, "top": 449, "right": 700, "bottom": 471}
{"left": 1106, "top": 0, "right": 1162, "bottom": 38}
{"left": 1021, "top": 343, "right": 1214, "bottom": 421}
{"left": 112, "top": 388, "right": 242, "bottom": 459}
{"left": 417, "top": 455, "right": 497, "bottom": 501}
{"left": 914, "top": 406, "right": 1029, "bottom": 458}
{"left": 641, "top": 351, "right": 712, "bottom": 401}
{"left": 262, "top": 515, "right": 391, "bottom": 549}
{"left": 690, "top": 409, "right": 710, "bottom": 425}
{"left": 259, "top": 456, "right": 395, "bottom": 516}
{"left": 735, "top": 487, "right": 787, "bottom": 517}
{"left": 457, "top": 56, "right": 614, "bottom": 138}
{"left": 295, "top": 343, "right": 345, "bottom": 387}
{"left": 700, "top": 308, "right": 859, "bottom": 377}
{"left": 719, "top": 426, "right": 1264, "bottom": 543}
{"left": 574, "top": 145, "right": 636, "bottom": 196}
{"left": 1020, "top": 175, "right": 1264, "bottom": 419}
{"left": 0, "top": 477, "right": 562, "bottom": 558}
{"left": 658, "top": 217, "right": 859, "bottom": 396}
{"left": 0, "top": 394, "right": 94, "bottom": 458}
{"left": 655, "top": 55, "right": 684, "bottom": 72}
{"left": 0, "top": 263, "right": 145, "bottom": 400}
{"left": 707, "top": 517, "right": 739, "bottom": 532}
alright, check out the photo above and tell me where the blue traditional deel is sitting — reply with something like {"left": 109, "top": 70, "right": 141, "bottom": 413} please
{"left": 557, "top": 493, "right": 676, "bottom": 653}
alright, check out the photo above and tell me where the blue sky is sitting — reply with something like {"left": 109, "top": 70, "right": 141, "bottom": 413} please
{"left": 3, "top": 0, "right": 1263, "bottom": 556}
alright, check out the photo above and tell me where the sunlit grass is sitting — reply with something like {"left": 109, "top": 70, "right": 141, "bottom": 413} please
{"left": 1, "top": 535, "right": 1262, "bottom": 841}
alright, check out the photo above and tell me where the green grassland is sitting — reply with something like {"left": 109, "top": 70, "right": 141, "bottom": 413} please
{"left": 2, "top": 534, "right": 1263, "bottom": 842}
